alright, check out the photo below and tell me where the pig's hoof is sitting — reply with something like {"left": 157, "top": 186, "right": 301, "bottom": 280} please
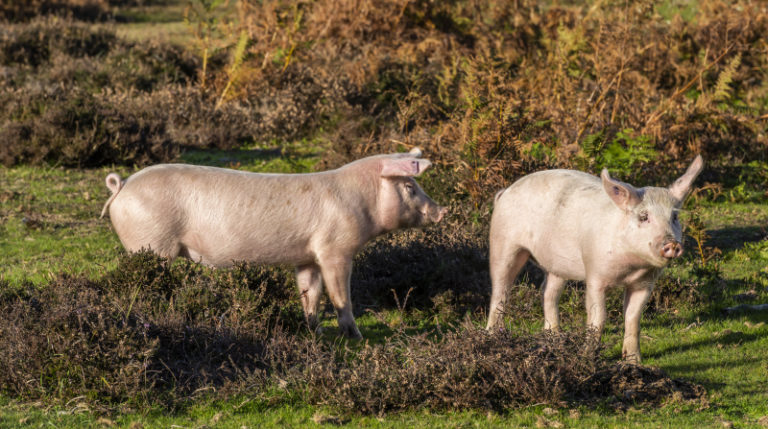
{"left": 622, "top": 352, "right": 641, "bottom": 364}
{"left": 339, "top": 325, "right": 363, "bottom": 340}
{"left": 305, "top": 315, "right": 320, "bottom": 330}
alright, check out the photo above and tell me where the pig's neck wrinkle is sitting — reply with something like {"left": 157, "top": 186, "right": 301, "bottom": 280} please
{"left": 601, "top": 249, "right": 662, "bottom": 284}
{"left": 333, "top": 166, "right": 387, "bottom": 239}
{"left": 596, "top": 231, "right": 660, "bottom": 279}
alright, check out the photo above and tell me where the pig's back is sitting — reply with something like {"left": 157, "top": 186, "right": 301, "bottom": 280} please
{"left": 492, "top": 169, "right": 611, "bottom": 279}
{"left": 111, "top": 164, "right": 331, "bottom": 266}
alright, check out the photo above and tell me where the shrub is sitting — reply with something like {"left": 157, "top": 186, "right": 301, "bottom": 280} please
{"left": 0, "top": 252, "right": 305, "bottom": 407}
{"left": 0, "top": 0, "right": 111, "bottom": 22}
{"left": 0, "top": 251, "right": 707, "bottom": 412}
{"left": 0, "top": 87, "right": 178, "bottom": 167}
{"left": 292, "top": 327, "right": 705, "bottom": 414}
{"left": 236, "top": 0, "right": 768, "bottom": 204}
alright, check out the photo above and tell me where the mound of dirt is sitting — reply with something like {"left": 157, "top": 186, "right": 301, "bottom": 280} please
{"left": 588, "top": 363, "right": 708, "bottom": 407}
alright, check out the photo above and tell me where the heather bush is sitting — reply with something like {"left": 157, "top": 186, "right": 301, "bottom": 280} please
{"left": 0, "top": 87, "right": 178, "bottom": 167}
{"left": 0, "top": 251, "right": 708, "bottom": 412}
{"left": 0, "top": 252, "right": 305, "bottom": 408}
{"left": 290, "top": 327, "right": 705, "bottom": 414}
{"left": 350, "top": 225, "right": 490, "bottom": 319}
{"left": 0, "top": 0, "right": 111, "bottom": 22}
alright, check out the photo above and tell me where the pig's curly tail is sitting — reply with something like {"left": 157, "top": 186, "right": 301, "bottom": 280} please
{"left": 100, "top": 173, "right": 123, "bottom": 218}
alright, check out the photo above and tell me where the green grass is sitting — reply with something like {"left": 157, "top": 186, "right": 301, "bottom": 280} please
{"left": 1, "top": 152, "right": 767, "bottom": 427}
{"left": 0, "top": 166, "right": 127, "bottom": 284}
{"left": 178, "top": 141, "right": 323, "bottom": 173}
{"left": 113, "top": 1, "right": 191, "bottom": 45}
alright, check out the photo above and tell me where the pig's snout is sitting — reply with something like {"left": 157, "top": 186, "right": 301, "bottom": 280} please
{"left": 435, "top": 206, "right": 449, "bottom": 223}
{"left": 660, "top": 241, "right": 683, "bottom": 259}
{"left": 429, "top": 206, "right": 449, "bottom": 223}
{"left": 422, "top": 205, "right": 448, "bottom": 224}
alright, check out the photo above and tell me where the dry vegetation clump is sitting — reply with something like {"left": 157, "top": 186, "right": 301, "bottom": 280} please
{"left": 294, "top": 328, "right": 601, "bottom": 414}
{"left": 0, "top": 251, "right": 707, "bottom": 413}
{"left": 0, "top": 18, "right": 274, "bottom": 166}
{"left": 0, "top": 251, "right": 306, "bottom": 408}
{"left": 235, "top": 0, "right": 768, "bottom": 204}
{"left": 292, "top": 327, "right": 705, "bottom": 414}
{"left": 0, "top": 18, "right": 117, "bottom": 67}
{"left": 0, "top": 18, "right": 198, "bottom": 90}
{"left": 0, "top": 0, "right": 112, "bottom": 22}
{"left": 0, "top": 0, "right": 167, "bottom": 22}
{"left": 587, "top": 362, "right": 707, "bottom": 409}
{"left": 0, "top": 87, "right": 178, "bottom": 167}
{"left": 350, "top": 224, "right": 490, "bottom": 319}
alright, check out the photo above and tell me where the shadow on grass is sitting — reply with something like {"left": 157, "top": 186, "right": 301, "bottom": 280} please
{"left": 658, "top": 355, "right": 763, "bottom": 375}
{"left": 644, "top": 328, "right": 766, "bottom": 361}
{"left": 705, "top": 225, "right": 767, "bottom": 252}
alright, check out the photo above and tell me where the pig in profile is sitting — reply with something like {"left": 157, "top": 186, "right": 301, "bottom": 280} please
{"left": 487, "top": 156, "right": 704, "bottom": 362}
{"left": 101, "top": 148, "right": 448, "bottom": 339}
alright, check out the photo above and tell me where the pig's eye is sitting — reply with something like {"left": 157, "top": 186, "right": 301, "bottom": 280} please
{"left": 638, "top": 212, "right": 649, "bottom": 223}
{"left": 404, "top": 182, "right": 415, "bottom": 196}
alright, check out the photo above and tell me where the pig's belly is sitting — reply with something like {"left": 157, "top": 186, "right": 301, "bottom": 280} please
{"left": 528, "top": 243, "right": 587, "bottom": 281}
{"left": 181, "top": 228, "right": 314, "bottom": 267}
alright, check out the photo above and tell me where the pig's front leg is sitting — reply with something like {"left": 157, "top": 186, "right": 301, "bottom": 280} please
{"left": 622, "top": 283, "right": 653, "bottom": 363}
{"left": 318, "top": 256, "right": 362, "bottom": 339}
{"left": 296, "top": 264, "right": 323, "bottom": 332}
{"left": 585, "top": 279, "right": 608, "bottom": 337}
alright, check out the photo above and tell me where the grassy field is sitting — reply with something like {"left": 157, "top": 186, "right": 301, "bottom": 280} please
{"left": 1, "top": 150, "right": 767, "bottom": 428}
{"left": 1, "top": 0, "right": 767, "bottom": 427}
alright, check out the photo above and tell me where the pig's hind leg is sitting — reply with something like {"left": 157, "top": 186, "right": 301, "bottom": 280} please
{"left": 117, "top": 226, "right": 184, "bottom": 261}
{"left": 296, "top": 264, "right": 323, "bottom": 331}
{"left": 317, "top": 256, "right": 362, "bottom": 339}
{"left": 487, "top": 245, "right": 531, "bottom": 330}
{"left": 110, "top": 199, "right": 184, "bottom": 261}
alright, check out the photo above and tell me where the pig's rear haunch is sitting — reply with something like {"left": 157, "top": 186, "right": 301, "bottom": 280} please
{"left": 101, "top": 148, "right": 448, "bottom": 339}
{"left": 487, "top": 156, "right": 704, "bottom": 363}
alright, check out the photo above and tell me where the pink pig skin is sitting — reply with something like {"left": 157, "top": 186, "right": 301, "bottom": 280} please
{"left": 101, "top": 148, "right": 448, "bottom": 339}
{"left": 487, "top": 156, "right": 703, "bottom": 362}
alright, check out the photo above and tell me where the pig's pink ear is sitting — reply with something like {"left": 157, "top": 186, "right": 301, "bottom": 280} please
{"left": 380, "top": 158, "right": 432, "bottom": 177}
{"left": 668, "top": 155, "right": 704, "bottom": 202}
{"left": 391, "top": 148, "right": 424, "bottom": 158}
{"left": 601, "top": 169, "right": 642, "bottom": 211}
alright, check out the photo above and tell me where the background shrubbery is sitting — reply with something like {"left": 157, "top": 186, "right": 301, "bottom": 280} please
{"left": 233, "top": 0, "right": 767, "bottom": 203}
{"left": 1, "top": 0, "right": 766, "bottom": 202}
